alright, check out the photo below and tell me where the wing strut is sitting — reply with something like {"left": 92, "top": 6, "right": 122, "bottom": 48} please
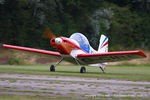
{"left": 99, "top": 66, "right": 105, "bottom": 74}
{"left": 74, "top": 58, "right": 86, "bottom": 73}
{"left": 50, "top": 57, "right": 64, "bottom": 72}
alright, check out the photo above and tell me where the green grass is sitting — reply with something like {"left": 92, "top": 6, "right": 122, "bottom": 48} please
{"left": 0, "top": 64, "right": 150, "bottom": 81}
{"left": 0, "top": 88, "right": 54, "bottom": 94}
{"left": 0, "top": 94, "right": 78, "bottom": 100}
{"left": 97, "top": 91, "right": 108, "bottom": 95}
{"left": 1, "top": 94, "right": 150, "bottom": 100}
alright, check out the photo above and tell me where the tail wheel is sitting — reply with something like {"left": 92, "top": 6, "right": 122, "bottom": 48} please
{"left": 50, "top": 65, "right": 55, "bottom": 72}
{"left": 80, "top": 66, "right": 86, "bottom": 73}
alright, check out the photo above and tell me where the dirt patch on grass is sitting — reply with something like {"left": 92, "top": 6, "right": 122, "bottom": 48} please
{"left": 0, "top": 49, "right": 57, "bottom": 64}
{"left": 36, "top": 58, "right": 57, "bottom": 64}
{"left": 0, "top": 58, "right": 9, "bottom": 64}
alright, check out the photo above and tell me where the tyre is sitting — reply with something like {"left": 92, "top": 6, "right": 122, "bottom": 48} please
{"left": 50, "top": 65, "right": 55, "bottom": 72}
{"left": 80, "top": 66, "right": 86, "bottom": 73}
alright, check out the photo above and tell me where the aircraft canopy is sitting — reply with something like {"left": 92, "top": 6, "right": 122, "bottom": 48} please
{"left": 70, "top": 33, "right": 90, "bottom": 53}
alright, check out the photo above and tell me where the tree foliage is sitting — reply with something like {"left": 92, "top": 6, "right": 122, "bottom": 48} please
{"left": 0, "top": 0, "right": 150, "bottom": 51}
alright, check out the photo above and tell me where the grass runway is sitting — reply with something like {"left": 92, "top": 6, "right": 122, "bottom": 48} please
{"left": 0, "top": 64, "right": 150, "bottom": 100}
{"left": 0, "top": 64, "right": 150, "bottom": 81}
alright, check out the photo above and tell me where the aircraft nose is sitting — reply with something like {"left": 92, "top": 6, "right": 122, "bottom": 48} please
{"left": 55, "top": 38, "right": 62, "bottom": 45}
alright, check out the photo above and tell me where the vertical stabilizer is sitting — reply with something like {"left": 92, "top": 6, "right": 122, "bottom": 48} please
{"left": 98, "top": 34, "right": 108, "bottom": 53}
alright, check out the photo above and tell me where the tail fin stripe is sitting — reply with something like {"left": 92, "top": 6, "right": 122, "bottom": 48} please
{"left": 98, "top": 34, "right": 108, "bottom": 53}
{"left": 100, "top": 37, "right": 108, "bottom": 47}
{"left": 101, "top": 41, "right": 108, "bottom": 49}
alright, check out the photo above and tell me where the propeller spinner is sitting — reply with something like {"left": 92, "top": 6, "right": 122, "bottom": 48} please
{"left": 55, "top": 38, "right": 62, "bottom": 45}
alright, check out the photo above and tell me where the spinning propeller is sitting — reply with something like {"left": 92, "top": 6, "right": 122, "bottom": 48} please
{"left": 42, "top": 28, "right": 67, "bottom": 51}
{"left": 43, "top": 28, "right": 63, "bottom": 45}
{"left": 43, "top": 28, "right": 56, "bottom": 39}
{"left": 43, "top": 28, "right": 70, "bottom": 54}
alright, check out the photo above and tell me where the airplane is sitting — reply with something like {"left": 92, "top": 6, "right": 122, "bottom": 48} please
{"left": 1, "top": 29, "right": 146, "bottom": 73}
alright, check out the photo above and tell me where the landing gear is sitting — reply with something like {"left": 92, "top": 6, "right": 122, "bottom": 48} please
{"left": 50, "top": 65, "right": 55, "bottom": 72}
{"left": 74, "top": 58, "right": 86, "bottom": 73}
{"left": 99, "top": 66, "right": 105, "bottom": 74}
{"left": 80, "top": 66, "right": 86, "bottom": 73}
{"left": 49, "top": 58, "right": 63, "bottom": 72}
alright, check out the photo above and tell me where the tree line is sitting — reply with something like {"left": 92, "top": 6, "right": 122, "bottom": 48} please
{"left": 0, "top": 0, "right": 150, "bottom": 51}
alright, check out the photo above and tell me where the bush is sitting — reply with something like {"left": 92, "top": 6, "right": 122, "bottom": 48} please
{"left": 8, "top": 57, "right": 25, "bottom": 65}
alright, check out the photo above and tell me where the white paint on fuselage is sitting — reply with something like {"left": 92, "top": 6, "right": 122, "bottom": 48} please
{"left": 70, "top": 39, "right": 80, "bottom": 47}
{"left": 70, "top": 49, "right": 86, "bottom": 58}
{"left": 68, "top": 37, "right": 107, "bottom": 66}
{"left": 89, "top": 46, "right": 97, "bottom": 54}
{"left": 89, "top": 63, "right": 108, "bottom": 67}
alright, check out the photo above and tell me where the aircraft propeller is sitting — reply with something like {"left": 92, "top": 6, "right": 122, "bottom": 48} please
{"left": 43, "top": 28, "right": 67, "bottom": 53}
{"left": 43, "top": 28, "right": 56, "bottom": 39}
{"left": 43, "top": 28, "right": 63, "bottom": 45}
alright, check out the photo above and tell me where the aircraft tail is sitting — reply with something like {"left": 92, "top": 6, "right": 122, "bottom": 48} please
{"left": 98, "top": 34, "right": 108, "bottom": 53}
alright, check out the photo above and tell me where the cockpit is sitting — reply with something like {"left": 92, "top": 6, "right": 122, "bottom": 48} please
{"left": 70, "top": 33, "right": 90, "bottom": 53}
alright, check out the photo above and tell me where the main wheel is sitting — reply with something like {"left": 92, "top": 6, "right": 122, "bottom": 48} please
{"left": 50, "top": 65, "right": 55, "bottom": 72}
{"left": 80, "top": 66, "right": 86, "bottom": 73}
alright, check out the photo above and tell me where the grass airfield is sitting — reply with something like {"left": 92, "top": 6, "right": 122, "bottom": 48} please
{"left": 0, "top": 64, "right": 150, "bottom": 100}
{"left": 0, "top": 64, "right": 150, "bottom": 81}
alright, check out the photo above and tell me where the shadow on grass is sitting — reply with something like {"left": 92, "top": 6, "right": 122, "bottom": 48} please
{"left": 55, "top": 70, "right": 103, "bottom": 74}
{"left": 55, "top": 70, "right": 126, "bottom": 76}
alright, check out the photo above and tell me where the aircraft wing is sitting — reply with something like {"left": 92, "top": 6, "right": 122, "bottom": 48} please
{"left": 1, "top": 44, "right": 61, "bottom": 57}
{"left": 77, "top": 51, "right": 146, "bottom": 64}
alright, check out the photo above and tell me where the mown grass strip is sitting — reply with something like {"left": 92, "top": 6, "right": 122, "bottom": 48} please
{"left": 0, "top": 94, "right": 78, "bottom": 100}
{"left": 0, "top": 65, "right": 150, "bottom": 81}
{"left": 0, "top": 88, "right": 54, "bottom": 94}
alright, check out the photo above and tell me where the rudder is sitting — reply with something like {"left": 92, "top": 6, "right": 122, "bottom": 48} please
{"left": 98, "top": 34, "right": 108, "bottom": 53}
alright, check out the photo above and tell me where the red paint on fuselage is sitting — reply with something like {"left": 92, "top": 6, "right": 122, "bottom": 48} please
{"left": 50, "top": 37, "right": 86, "bottom": 55}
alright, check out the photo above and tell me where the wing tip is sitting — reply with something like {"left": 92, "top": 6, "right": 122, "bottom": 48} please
{"left": 137, "top": 50, "right": 147, "bottom": 58}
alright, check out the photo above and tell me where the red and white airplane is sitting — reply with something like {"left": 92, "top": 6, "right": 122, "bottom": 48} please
{"left": 1, "top": 29, "right": 146, "bottom": 73}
